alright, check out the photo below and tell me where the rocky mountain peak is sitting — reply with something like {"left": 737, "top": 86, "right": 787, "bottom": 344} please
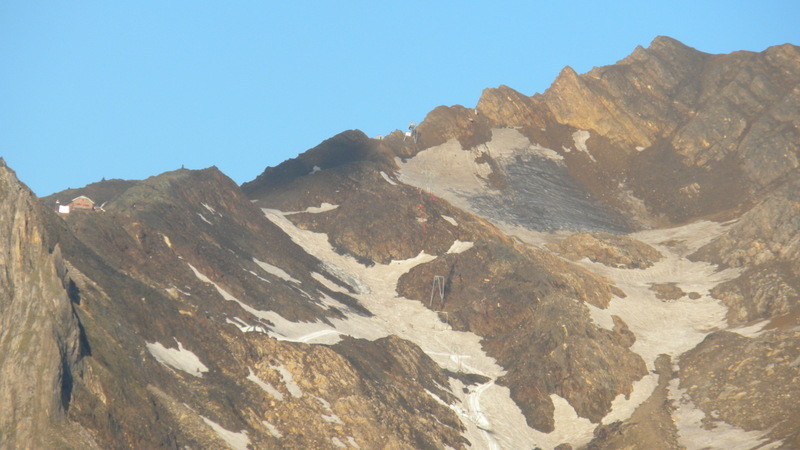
{"left": 648, "top": 35, "right": 705, "bottom": 55}
{"left": 476, "top": 84, "right": 548, "bottom": 130}
{"left": 242, "top": 129, "right": 393, "bottom": 197}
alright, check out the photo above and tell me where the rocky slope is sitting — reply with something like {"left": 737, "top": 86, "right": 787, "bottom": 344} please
{"left": 2, "top": 36, "right": 798, "bottom": 449}
{"left": 25, "top": 167, "right": 484, "bottom": 448}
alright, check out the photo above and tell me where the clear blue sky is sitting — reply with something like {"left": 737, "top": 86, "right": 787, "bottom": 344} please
{"left": 2, "top": 1, "right": 798, "bottom": 195}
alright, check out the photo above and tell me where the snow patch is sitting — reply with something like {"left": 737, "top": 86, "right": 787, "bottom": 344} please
{"left": 246, "top": 269, "right": 271, "bottom": 284}
{"left": 283, "top": 202, "right": 340, "bottom": 214}
{"left": 226, "top": 317, "right": 267, "bottom": 334}
{"left": 201, "top": 202, "right": 217, "bottom": 214}
{"left": 253, "top": 258, "right": 300, "bottom": 283}
{"left": 261, "top": 420, "right": 282, "bottom": 439}
{"left": 146, "top": 340, "right": 208, "bottom": 377}
{"left": 271, "top": 364, "right": 302, "bottom": 398}
{"left": 201, "top": 416, "right": 250, "bottom": 450}
{"left": 396, "top": 128, "right": 560, "bottom": 215}
{"left": 310, "top": 165, "right": 321, "bottom": 174}
{"left": 571, "top": 130, "right": 596, "bottom": 162}
{"left": 190, "top": 263, "right": 343, "bottom": 344}
{"left": 601, "top": 373, "right": 659, "bottom": 424}
{"left": 729, "top": 320, "right": 770, "bottom": 338}
{"left": 446, "top": 240, "right": 474, "bottom": 254}
{"left": 311, "top": 271, "right": 350, "bottom": 294}
{"left": 321, "top": 413, "right": 344, "bottom": 425}
{"left": 331, "top": 437, "right": 346, "bottom": 448}
{"left": 441, "top": 215, "right": 458, "bottom": 226}
{"left": 197, "top": 213, "right": 213, "bottom": 225}
{"left": 380, "top": 171, "right": 398, "bottom": 185}
{"left": 530, "top": 143, "right": 565, "bottom": 162}
{"left": 247, "top": 367, "right": 284, "bottom": 400}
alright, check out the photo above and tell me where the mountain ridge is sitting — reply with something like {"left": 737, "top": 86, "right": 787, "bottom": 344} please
{"left": 3, "top": 37, "right": 798, "bottom": 448}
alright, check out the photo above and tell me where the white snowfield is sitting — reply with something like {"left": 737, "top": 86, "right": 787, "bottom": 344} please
{"left": 555, "top": 220, "right": 783, "bottom": 449}
{"left": 579, "top": 221, "right": 742, "bottom": 369}
{"left": 396, "top": 127, "right": 624, "bottom": 235}
{"left": 146, "top": 339, "right": 208, "bottom": 377}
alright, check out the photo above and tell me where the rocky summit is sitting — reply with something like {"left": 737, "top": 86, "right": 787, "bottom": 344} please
{"left": 2, "top": 37, "right": 799, "bottom": 449}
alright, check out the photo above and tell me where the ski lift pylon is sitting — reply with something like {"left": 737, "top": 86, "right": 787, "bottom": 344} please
{"left": 429, "top": 275, "right": 445, "bottom": 308}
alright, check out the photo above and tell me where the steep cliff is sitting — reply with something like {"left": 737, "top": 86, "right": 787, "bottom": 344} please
{"left": 0, "top": 160, "right": 94, "bottom": 448}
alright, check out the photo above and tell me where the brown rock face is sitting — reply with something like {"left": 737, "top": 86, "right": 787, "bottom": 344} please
{"left": 241, "top": 129, "right": 395, "bottom": 198}
{"left": 537, "top": 37, "right": 800, "bottom": 223}
{"left": 679, "top": 330, "right": 800, "bottom": 447}
{"left": 548, "top": 232, "right": 663, "bottom": 269}
{"left": 649, "top": 283, "right": 687, "bottom": 301}
{"left": 395, "top": 241, "right": 646, "bottom": 431}
{"left": 541, "top": 37, "right": 710, "bottom": 149}
{"left": 476, "top": 84, "right": 549, "bottom": 130}
{"left": 0, "top": 160, "right": 93, "bottom": 448}
{"left": 694, "top": 176, "right": 800, "bottom": 326}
